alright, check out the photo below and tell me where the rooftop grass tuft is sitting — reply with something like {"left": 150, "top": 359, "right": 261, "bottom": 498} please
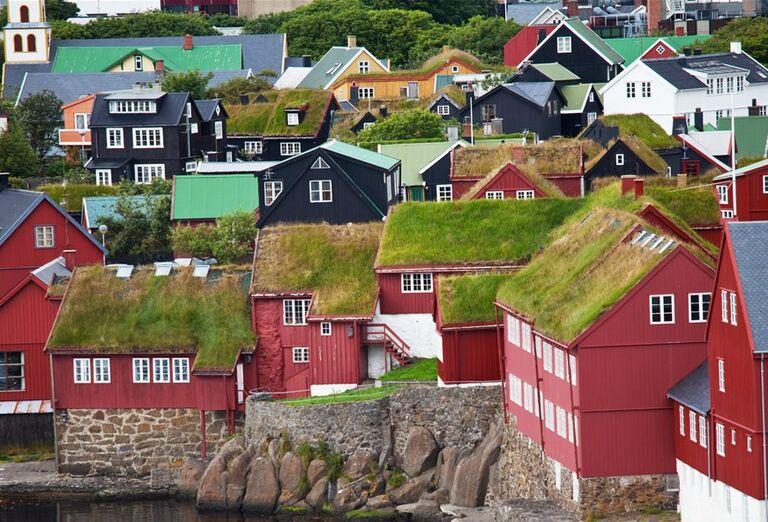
{"left": 599, "top": 114, "right": 680, "bottom": 149}
{"left": 226, "top": 89, "right": 332, "bottom": 136}
{"left": 380, "top": 358, "right": 437, "bottom": 382}
{"left": 438, "top": 273, "right": 509, "bottom": 324}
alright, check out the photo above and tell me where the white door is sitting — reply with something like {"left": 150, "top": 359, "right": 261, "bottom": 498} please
{"left": 236, "top": 363, "right": 244, "bottom": 404}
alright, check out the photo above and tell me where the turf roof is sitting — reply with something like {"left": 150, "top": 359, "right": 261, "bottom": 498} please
{"left": 439, "top": 273, "right": 509, "bottom": 324}
{"left": 47, "top": 266, "right": 254, "bottom": 371}
{"left": 462, "top": 163, "right": 564, "bottom": 200}
{"left": 376, "top": 198, "right": 584, "bottom": 267}
{"left": 252, "top": 223, "right": 383, "bottom": 316}
{"left": 226, "top": 89, "right": 332, "bottom": 136}
{"left": 598, "top": 114, "right": 679, "bottom": 149}
{"left": 343, "top": 48, "right": 484, "bottom": 81}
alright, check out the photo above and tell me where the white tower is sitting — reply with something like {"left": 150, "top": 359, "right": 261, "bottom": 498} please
{"left": 4, "top": 0, "right": 51, "bottom": 64}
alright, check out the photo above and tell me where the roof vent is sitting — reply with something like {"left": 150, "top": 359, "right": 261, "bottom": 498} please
{"left": 192, "top": 264, "right": 210, "bottom": 278}
{"left": 106, "top": 264, "right": 134, "bottom": 279}
{"left": 154, "top": 262, "right": 176, "bottom": 277}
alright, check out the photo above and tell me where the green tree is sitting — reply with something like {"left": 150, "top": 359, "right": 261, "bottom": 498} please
{"left": 363, "top": 0, "right": 495, "bottom": 25}
{"left": 53, "top": 12, "right": 219, "bottom": 40}
{"left": 0, "top": 125, "right": 40, "bottom": 177}
{"left": 700, "top": 17, "right": 768, "bottom": 63}
{"left": 116, "top": 178, "right": 172, "bottom": 196}
{"left": 15, "top": 90, "right": 63, "bottom": 160}
{"left": 213, "top": 210, "right": 257, "bottom": 263}
{"left": 97, "top": 195, "right": 172, "bottom": 258}
{"left": 446, "top": 16, "right": 520, "bottom": 64}
{"left": 161, "top": 70, "right": 214, "bottom": 99}
{"left": 46, "top": 0, "right": 80, "bottom": 20}
{"left": 357, "top": 109, "right": 445, "bottom": 142}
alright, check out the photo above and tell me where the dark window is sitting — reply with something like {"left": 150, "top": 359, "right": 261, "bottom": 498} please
{"left": 27, "top": 34, "right": 35, "bottom": 53}
{"left": 19, "top": 5, "right": 29, "bottom": 23}
{"left": 683, "top": 160, "right": 700, "bottom": 176}
{"left": 0, "top": 352, "right": 24, "bottom": 391}
{"left": 13, "top": 35, "right": 22, "bottom": 53}
{"left": 481, "top": 104, "right": 496, "bottom": 121}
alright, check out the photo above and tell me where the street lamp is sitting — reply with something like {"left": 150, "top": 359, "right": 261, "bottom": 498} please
{"left": 98, "top": 224, "right": 108, "bottom": 247}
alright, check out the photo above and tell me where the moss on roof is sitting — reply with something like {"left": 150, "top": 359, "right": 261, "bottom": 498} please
{"left": 599, "top": 114, "right": 679, "bottom": 149}
{"left": 439, "top": 273, "right": 509, "bottom": 324}
{"left": 343, "top": 48, "right": 485, "bottom": 81}
{"left": 462, "top": 163, "right": 564, "bottom": 200}
{"left": 442, "top": 85, "right": 468, "bottom": 107}
{"left": 226, "top": 89, "right": 333, "bottom": 136}
{"left": 47, "top": 266, "right": 254, "bottom": 371}
{"left": 252, "top": 223, "right": 383, "bottom": 316}
{"left": 376, "top": 198, "right": 584, "bottom": 267}
{"left": 645, "top": 183, "right": 720, "bottom": 227}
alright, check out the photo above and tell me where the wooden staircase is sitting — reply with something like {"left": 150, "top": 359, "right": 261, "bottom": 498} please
{"left": 362, "top": 323, "right": 413, "bottom": 366}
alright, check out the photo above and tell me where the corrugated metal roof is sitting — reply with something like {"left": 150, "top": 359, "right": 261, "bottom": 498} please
{"left": 714, "top": 116, "right": 768, "bottom": 160}
{"left": 505, "top": 2, "right": 560, "bottom": 25}
{"left": 605, "top": 35, "right": 711, "bottom": 64}
{"left": 90, "top": 92, "right": 189, "bottom": 127}
{"left": 667, "top": 362, "right": 710, "bottom": 414}
{"left": 31, "top": 257, "right": 72, "bottom": 286}
{"left": 321, "top": 139, "right": 400, "bottom": 171}
{"left": 297, "top": 46, "right": 363, "bottom": 89}
{"left": 503, "top": 81, "right": 555, "bottom": 108}
{"left": 560, "top": 83, "right": 591, "bottom": 113}
{"left": 379, "top": 141, "right": 460, "bottom": 186}
{"left": 530, "top": 62, "right": 580, "bottom": 81}
{"left": 0, "top": 400, "right": 53, "bottom": 414}
{"left": 563, "top": 18, "right": 624, "bottom": 65}
{"left": 0, "top": 189, "right": 42, "bottom": 246}
{"left": 729, "top": 221, "right": 768, "bottom": 352}
{"left": 82, "top": 195, "right": 167, "bottom": 230}
{"left": 172, "top": 174, "right": 259, "bottom": 221}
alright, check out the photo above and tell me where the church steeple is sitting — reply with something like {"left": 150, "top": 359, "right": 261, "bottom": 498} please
{"left": 4, "top": 0, "right": 51, "bottom": 64}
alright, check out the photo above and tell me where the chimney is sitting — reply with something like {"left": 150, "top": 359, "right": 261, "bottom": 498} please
{"left": 730, "top": 41, "right": 742, "bottom": 54}
{"left": 677, "top": 173, "right": 687, "bottom": 188}
{"left": 621, "top": 175, "right": 636, "bottom": 196}
{"left": 634, "top": 177, "right": 645, "bottom": 198}
{"left": 62, "top": 250, "right": 77, "bottom": 271}
{"left": 693, "top": 48, "right": 702, "bottom": 56}
{"left": 347, "top": 35, "right": 357, "bottom": 48}
{"left": 301, "top": 55, "right": 312, "bottom": 67}
{"left": 466, "top": 91, "right": 475, "bottom": 106}
{"left": 671, "top": 115, "right": 688, "bottom": 136}
{"left": 566, "top": 0, "right": 579, "bottom": 16}
{"left": 379, "top": 105, "right": 388, "bottom": 118}
{"left": 349, "top": 86, "right": 359, "bottom": 106}
{"left": 442, "top": 45, "right": 450, "bottom": 53}
{"left": 154, "top": 59, "right": 165, "bottom": 74}
{"left": 132, "top": 82, "right": 143, "bottom": 93}
{"left": 647, "top": 0, "right": 662, "bottom": 33}
{"left": 694, "top": 108, "right": 704, "bottom": 132}
{"left": 537, "top": 28, "right": 547, "bottom": 44}
{"left": 0, "top": 173, "right": 9, "bottom": 191}
{"left": 683, "top": 48, "right": 692, "bottom": 56}
{"left": 183, "top": 34, "right": 194, "bottom": 51}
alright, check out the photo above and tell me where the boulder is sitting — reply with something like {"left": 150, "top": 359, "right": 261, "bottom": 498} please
{"left": 420, "top": 488, "right": 449, "bottom": 505}
{"left": 379, "top": 421, "right": 395, "bottom": 468}
{"left": 307, "top": 459, "right": 327, "bottom": 486}
{"left": 369, "top": 474, "right": 386, "bottom": 497}
{"left": 177, "top": 458, "right": 206, "bottom": 498}
{"left": 305, "top": 477, "right": 329, "bottom": 510}
{"left": 242, "top": 457, "right": 280, "bottom": 514}
{"left": 389, "top": 468, "right": 435, "bottom": 505}
{"left": 367, "top": 494, "right": 393, "bottom": 510}
{"left": 196, "top": 437, "right": 245, "bottom": 510}
{"left": 267, "top": 438, "right": 281, "bottom": 464}
{"left": 225, "top": 446, "right": 254, "bottom": 509}
{"left": 333, "top": 484, "right": 366, "bottom": 513}
{"left": 402, "top": 427, "right": 439, "bottom": 477}
{"left": 343, "top": 450, "right": 376, "bottom": 481}
{"left": 397, "top": 499, "right": 442, "bottom": 518}
{"left": 449, "top": 424, "right": 501, "bottom": 507}
{"left": 279, "top": 452, "right": 303, "bottom": 494}
{"left": 436, "top": 447, "right": 471, "bottom": 492}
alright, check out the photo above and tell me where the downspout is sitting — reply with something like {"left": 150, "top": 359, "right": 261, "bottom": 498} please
{"left": 494, "top": 305, "right": 507, "bottom": 423}
{"left": 761, "top": 354, "right": 767, "bottom": 520}
{"left": 707, "top": 413, "right": 712, "bottom": 497}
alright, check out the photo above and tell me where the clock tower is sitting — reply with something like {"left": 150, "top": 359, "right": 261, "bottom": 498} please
{"left": 4, "top": 0, "right": 51, "bottom": 64}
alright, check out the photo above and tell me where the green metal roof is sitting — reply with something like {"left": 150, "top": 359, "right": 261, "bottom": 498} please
{"left": 560, "top": 83, "right": 591, "bottom": 113}
{"left": 379, "top": 141, "right": 461, "bottom": 186}
{"left": 716, "top": 116, "right": 768, "bottom": 159}
{"left": 322, "top": 139, "right": 400, "bottom": 171}
{"left": 297, "top": 46, "right": 363, "bottom": 89}
{"left": 605, "top": 35, "right": 711, "bottom": 64}
{"left": 82, "top": 195, "right": 166, "bottom": 229}
{"left": 434, "top": 74, "right": 455, "bottom": 91}
{"left": 172, "top": 174, "right": 259, "bottom": 221}
{"left": 564, "top": 18, "right": 624, "bottom": 65}
{"left": 51, "top": 44, "right": 243, "bottom": 73}
{"left": 530, "top": 63, "right": 580, "bottom": 82}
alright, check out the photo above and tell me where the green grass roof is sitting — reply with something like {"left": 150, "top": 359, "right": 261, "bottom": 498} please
{"left": 172, "top": 174, "right": 259, "bottom": 221}
{"left": 342, "top": 48, "right": 484, "bottom": 81}
{"left": 252, "top": 223, "right": 383, "bottom": 316}
{"left": 585, "top": 136, "right": 667, "bottom": 175}
{"left": 226, "top": 89, "right": 332, "bottom": 136}
{"left": 496, "top": 208, "right": 673, "bottom": 341}
{"left": 438, "top": 273, "right": 509, "bottom": 324}
{"left": 599, "top": 114, "right": 679, "bottom": 149}
{"left": 376, "top": 198, "right": 584, "bottom": 267}
{"left": 604, "top": 35, "right": 710, "bottom": 64}
{"left": 51, "top": 45, "right": 242, "bottom": 73}
{"left": 47, "top": 266, "right": 254, "bottom": 371}
{"left": 645, "top": 184, "right": 720, "bottom": 227}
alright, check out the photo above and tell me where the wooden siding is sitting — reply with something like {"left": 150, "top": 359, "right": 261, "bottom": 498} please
{"left": 439, "top": 327, "right": 500, "bottom": 384}
{"left": 459, "top": 87, "right": 562, "bottom": 139}
{"left": 309, "top": 320, "right": 364, "bottom": 386}
{"left": 377, "top": 272, "right": 435, "bottom": 314}
{"left": 561, "top": 87, "right": 603, "bottom": 138}
{"left": 725, "top": 166, "right": 768, "bottom": 221}
{"left": 671, "top": 402, "right": 710, "bottom": 476}
{"left": 543, "top": 174, "right": 582, "bottom": 197}
{"left": 451, "top": 177, "right": 482, "bottom": 200}
{"left": 504, "top": 25, "right": 557, "bottom": 67}
{"left": 585, "top": 140, "right": 657, "bottom": 191}
{"left": 229, "top": 135, "right": 324, "bottom": 162}
{"left": 421, "top": 150, "right": 453, "bottom": 201}
{"left": 468, "top": 164, "right": 548, "bottom": 200}
{"left": 641, "top": 41, "right": 679, "bottom": 60}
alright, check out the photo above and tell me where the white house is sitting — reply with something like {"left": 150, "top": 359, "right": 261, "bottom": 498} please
{"left": 599, "top": 42, "right": 768, "bottom": 134}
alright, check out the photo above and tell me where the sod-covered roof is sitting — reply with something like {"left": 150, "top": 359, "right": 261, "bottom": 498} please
{"left": 47, "top": 266, "right": 254, "bottom": 372}
{"left": 645, "top": 183, "right": 720, "bottom": 227}
{"left": 376, "top": 199, "right": 584, "bottom": 267}
{"left": 598, "top": 114, "right": 679, "bottom": 149}
{"left": 342, "top": 48, "right": 484, "bottom": 81}
{"left": 461, "top": 163, "right": 565, "bottom": 200}
{"left": 252, "top": 223, "right": 383, "bottom": 317}
{"left": 496, "top": 208, "right": 679, "bottom": 341}
{"left": 226, "top": 89, "right": 333, "bottom": 136}
{"left": 438, "top": 273, "right": 509, "bottom": 325}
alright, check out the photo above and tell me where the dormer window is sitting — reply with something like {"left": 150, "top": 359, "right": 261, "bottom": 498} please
{"left": 287, "top": 112, "right": 299, "bottom": 126}
{"left": 359, "top": 60, "right": 370, "bottom": 74}
{"left": 109, "top": 100, "right": 157, "bottom": 114}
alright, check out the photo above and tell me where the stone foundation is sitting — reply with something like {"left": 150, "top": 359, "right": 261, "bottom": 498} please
{"left": 56, "top": 408, "right": 232, "bottom": 476}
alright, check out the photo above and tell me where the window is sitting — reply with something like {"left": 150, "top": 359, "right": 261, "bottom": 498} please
{"left": 481, "top": 104, "right": 496, "bottom": 121}
{"left": 359, "top": 87, "right": 375, "bottom": 99}
{"left": 534, "top": 390, "right": 541, "bottom": 418}
{"left": 555, "top": 461, "right": 562, "bottom": 490}
{"left": 748, "top": 436, "right": 753, "bottom": 452}
{"left": 280, "top": 142, "right": 301, "bottom": 156}
{"left": 589, "top": 92, "right": 595, "bottom": 102}
{"left": 320, "top": 322, "right": 332, "bottom": 336}
{"left": 615, "top": 153, "right": 625, "bottom": 166}
{"left": 516, "top": 190, "right": 535, "bottom": 200}
{"left": 689, "top": 410, "right": 697, "bottom": 442}
{"left": 264, "top": 180, "right": 283, "bottom": 206}
{"left": 656, "top": 44, "right": 667, "bottom": 55}
{"left": 153, "top": 358, "right": 170, "bottom": 383}
{"left": 572, "top": 472, "right": 580, "bottom": 502}
{"left": 699, "top": 416, "right": 707, "bottom": 448}
{"left": 363, "top": 122, "right": 375, "bottom": 130}
{"left": 721, "top": 210, "right": 734, "bottom": 219}
{"left": 569, "top": 354, "right": 577, "bottom": 385}
{"left": 401, "top": 273, "right": 433, "bottom": 293}
{"left": 721, "top": 289, "right": 729, "bottom": 323}
{"left": 707, "top": 79, "right": 713, "bottom": 95}
{"left": 716, "top": 77, "right": 724, "bottom": 94}
{"left": 132, "top": 358, "right": 150, "bottom": 383}
{"left": 716, "top": 423, "right": 725, "bottom": 456}
{"left": 134, "top": 164, "right": 165, "bottom": 184}
{"left": 94, "top": 358, "right": 110, "bottom": 383}
{"left": 172, "top": 358, "right": 190, "bottom": 383}
{"left": 523, "top": 382, "right": 533, "bottom": 412}
{"left": 521, "top": 323, "right": 531, "bottom": 353}
{"left": 545, "top": 400, "right": 554, "bottom": 430}
{"left": 486, "top": 191, "right": 504, "bottom": 200}
{"left": 358, "top": 60, "right": 369, "bottom": 74}
{"left": 626, "top": 82, "right": 636, "bottom": 98}
{"left": 649, "top": 295, "right": 674, "bottom": 324}
{"left": 312, "top": 157, "right": 329, "bottom": 170}
{"left": 244, "top": 141, "right": 263, "bottom": 155}
{"left": 718, "top": 358, "right": 725, "bottom": 393}
{"left": 554, "top": 349, "right": 565, "bottom": 379}
{"left": 507, "top": 315, "right": 520, "bottom": 346}
{"left": 92, "top": 169, "right": 111, "bottom": 186}
{"left": 74, "top": 113, "right": 89, "bottom": 131}
{"left": 214, "top": 121, "right": 224, "bottom": 139}
{"left": 716, "top": 109, "right": 731, "bottom": 120}
{"left": 109, "top": 100, "right": 157, "bottom": 114}
{"left": 133, "top": 54, "right": 143, "bottom": 71}
{"left": 543, "top": 342, "right": 553, "bottom": 373}
{"left": 557, "top": 36, "right": 572, "bottom": 53}
{"left": 726, "top": 76, "right": 733, "bottom": 93}
{"left": 287, "top": 113, "right": 299, "bottom": 126}
{"left": 508, "top": 374, "right": 522, "bottom": 406}
{"left": 679, "top": 406, "right": 686, "bottom": 436}
{"left": 451, "top": 65, "right": 460, "bottom": 73}
{"left": 309, "top": 180, "right": 333, "bottom": 203}
{"left": 689, "top": 293, "right": 711, "bottom": 323}
{"left": 556, "top": 406, "right": 567, "bottom": 438}
{"left": 19, "top": 5, "right": 29, "bottom": 23}
{"left": 535, "top": 336, "right": 542, "bottom": 358}
{"left": 641, "top": 82, "right": 651, "bottom": 98}
{"left": 587, "top": 112, "right": 597, "bottom": 125}
{"left": 34, "top": 225, "right": 54, "bottom": 248}
{"left": 436, "top": 184, "right": 453, "bottom": 201}
{"left": 185, "top": 161, "right": 198, "bottom": 173}
{"left": 436, "top": 105, "right": 450, "bottom": 116}
{"left": 0, "top": 352, "right": 24, "bottom": 391}
{"left": 716, "top": 184, "right": 729, "bottom": 204}
{"left": 191, "top": 123, "right": 199, "bottom": 134}
{"left": 283, "top": 299, "right": 311, "bottom": 325}
{"left": 132, "top": 128, "right": 163, "bottom": 148}
{"left": 730, "top": 292, "right": 737, "bottom": 325}
{"left": 567, "top": 413, "right": 574, "bottom": 443}
{"left": 731, "top": 428, "right": 736, "bottom": 446}
{"left": 107, "top": 128, "right": 123, "bottom": 148}
{"left": 737, "top": 76, "right": 745, "bottom": 92}
{"left": 764, "top": 176, "right": 768, "bottom": 194}
{"left": 292, "top": 347, "right": 310, "bottom": 363}
{"left": 74, "top": 358, "right": 91, "bottom": 383}
{"left": 13, "top": 35, "right": 21, "bottom": 53}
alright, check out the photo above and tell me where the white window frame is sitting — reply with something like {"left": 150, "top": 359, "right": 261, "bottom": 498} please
{"left": 523, "top": 382, "right": 533, "bottom": 412}
{"left": 190, "top": 123, "right": 199, "bottom": 134}
{"left": 401, "top": 273, "right": 433, "bottom": 293}
{"left": 320, "top": 322, "right": 332, "bottom": 336}
{"left": 436, "top": 105, "right": 450, "bottom": 116}
{"left": 748, "top": 436, "right": 753, "bottom": 452}
{"left": 292, "top": 347, "right": 310, "bottom": 363}
{"left": 716, "top": 184, "right": 729, "bottom": 204}
{"left": 507, "top": 315, "right": 520, "bottom": 346}
{"left": 134, "top": 164, "right": 165, "bottom": 184}
{"left": 721, "top": 209, "right": 734, "bottom": 219}
{"left": 134, "top": 54, "right": 143, "bottom": 71}
{"left": 286, "top": 112, "right": 299, "bottom": 126}
{"left": 731, "top": 428, "right": 736, "bottom": 446}
{"left": 359, "top": 87, "right": 375, "bottom": 99}
{"left": 280, "top": 142, "right": 301, "bottom": 156}
{"left": 569, "top": 354, "right": 577, "bottom": 386}
{"left": 93, "top": 358, "right": 110, "bottom": 383}
{"left": 721, "top": 289, "right": 729, "bottom": 323}
{"left": 264, "top": 180, "right": 283, "bottom": 206}
{"left": 107, "top": 128, "right": 124, "bottom": 148}
{"left": 730, "top": 292, "right": 737, "bottom": 325}
{"left": 172, "top": 357, "right": 190, "bottom": 383}
{"left": 615, "top": 153, "right": 625, "bottom": 166}
{"left": 95, "top": 169, "right": 112, "bottom": 186}
{"left": 688, "top": 292, "right": 711, "bottom": 323}
{"left": 185, "top": 161, "right": 197, "bottom": 173}
{"left": 451, "top": 65, "right": 460, "bottom": 73}
{"left": 587, "top": 112, "right": 597, "bottom": 125}
{"left": 543, "top": 342, "right": 553, "bottom": 373}
{"left": 649, "top": 294, "right": 675, "bottom": 325}
{"left": 557, "top": 36, "right": 572, "bottom": 53}
{"left": 521, "top": 322, "right": 532, "bottom": 353}
{"left": 486, "top": 191, "right": 504, "bottom": 200}
{"left": 699, "top": 416, "right": 707, "bottom": 448}
{"left": 716, "top": 423, "right": 725, "bottom": 456}
{"left": 132, "top": 358, "right": 150, "bottom": 383}
{"left": 689, "top": 410, "right": 697, "bottom": 442}
{"left": 132, "top": 127, "right": 163, "bottom": 148}
{"left": 358, "top": 60, "right": 369, "bottom": 74}
{"left": 556, "top": 406, "right": 567, "bottom": 438}
{"left": 516, "top": 190, "right": 535, "bottom": 200}
{"left": 283, "top": 299, "right": 311, "bottom": 325}
{"left": 214, "top": 120, "right": 224, "bottom": 140}
{"left": 554, "top": 349, "right": 565, "bottom": 379}
{"left": 436, "top": 184, "right": 453, "bottom": 202}
{"left": 762, "top": 175, "right": 768, "bottom": 194}
{"left": 309, "top": 179, "right": 333, "bottom": 203}
{"left": 153, "top": 358, "right": 171, "bottom": 383}
{"left": 679, "top": 406, "right": 686, "bottom": 436}
{"left": 73, "top": 358, "right": 91, "bottom": 384}
{"left": 545, "top": 400, "right": 554, "bottom": 430}
{"left": 74, "top": 113, "right": 89, "bottom": 131}
{"left": 34, "top": 225, "right": 54, "bottom": 248}
{"left": 641, "top": 81, "right": 651, "bottom": 98}
{"left": 718, "top": 358, "right": 725, "bottom": 393}
{"left": 244, "top": 141, "right": 263, "bottom": 155}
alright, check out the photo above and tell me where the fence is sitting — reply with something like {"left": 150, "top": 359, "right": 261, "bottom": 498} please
{"left": 0, "top": 413, "right": 54, "bottom": 451}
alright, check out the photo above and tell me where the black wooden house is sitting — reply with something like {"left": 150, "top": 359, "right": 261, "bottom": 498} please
{"left": 583, "top": 137, "right": 667, "bottom": 190}
{"left": 428, "top": 91, "right": 464, "bottom": 122}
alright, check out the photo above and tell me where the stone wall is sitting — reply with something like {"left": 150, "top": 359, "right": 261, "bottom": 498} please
{"left": 56, "top": 408, "right": 230, "bottom": 477}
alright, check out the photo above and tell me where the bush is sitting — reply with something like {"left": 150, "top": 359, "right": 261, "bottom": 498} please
{"left": 38, "top": 183, "right": 117, "bottom": 212}
{"left": 171, "top": 210, "right": 256, "bottom": 263}
{"left": 357, "top": 109, "right": 445, "bottom": 142}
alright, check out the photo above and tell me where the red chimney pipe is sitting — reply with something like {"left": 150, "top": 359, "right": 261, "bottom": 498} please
{"left": 183, "top": 34, "right": 194, "bottom": 51}
{"left": 634, "top": 177, "right": 645, "bottom": 198}
{"left": 621, "top": 175, "right": 636, "bottom": 196}
{"left": 155, "top": 59, "right": 165, "bottom": 73}
{"left": 62, "top": 249, "right": 77, "bottom": 271}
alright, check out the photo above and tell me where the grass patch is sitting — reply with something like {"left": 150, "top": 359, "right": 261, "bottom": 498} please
{"left": 380, "top": 358, "right": 437, "bottom": 382}
{"left": 645, "top": 184, "right": 720, "bottom": 226}
{"left": 252, "top": 223, "right": 383, "bottom": 316}
{"left": 599, "top": 114, "right": 679, "bottom": 149}
{"left": 0, "top": 444, "right": 54, "bottom": 463}
{"left": 39, "top": 184, "right": 117, "bottom": 212}
{"left": 226, "top": 89, "right": 332, "bottom": 136}
{"left": 376, "top": 198, "right": 584, "bottom": 267}
{"left": 282, "top": 385, "right": 399, "bottom": 406}
{"left": 345, "top": 508, "right": 400, "bottom": 519}
{"left": 387, "top": 469, "right": 406, "bottom": 489}
{"left": 48, "top": 266, "right": 254, "bottom": 371}
{"left": 438, "top": 273, "right": 509, "bottom": 324}
{"left": 343, "top": 48, "right": 485, "bottom": 81}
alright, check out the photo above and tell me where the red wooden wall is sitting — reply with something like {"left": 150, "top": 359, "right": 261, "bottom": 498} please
{"left": 377, "top": 273, "right": 436, "bottom": 314}
{"left": 543, "top": 174, "right": 582, "bottom": 197}
{"left": 451, "top": 178, "right": 482, "bottom": 200}
{"left": 468, "top": 165, "right": 548, "bottom": 200}
{"left": 641, "top": 40, "right": 679, "bottom": 60}
{"left": 671, "top": 402, "right": 710, "bottom": 476}
{"left": 309, "top": 320, "right": 364, "bottom": 386}
{"left": 439, "top": 327, "right": 500, "bottom": 384}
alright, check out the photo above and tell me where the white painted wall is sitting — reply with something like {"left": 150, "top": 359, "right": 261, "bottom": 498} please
{"left": 677, "top": 460, "right": 766, "bottom": 522}
{"left": 310, "top": 383, "right": 358, "bottom": 397}
{"left": 372, "top": 312, "right": 443, "bottom": 361}
{"left": 367, "top": 345, "right": 389, "bottom": 379}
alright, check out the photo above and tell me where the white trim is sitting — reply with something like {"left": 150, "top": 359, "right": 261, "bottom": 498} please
{"left": 132, "top": 358, "right": 150, "bottom": 383}
{"left": 688, "top": 292, "right": 711, "bottom": 323}
{"left": 95, "top": 169, "right": 112, "bottom": 186}
{"left": 321, "top": 47, "right": 390, "bottom": 89}
{"left": 418, "top": 141, "right": 468, "bottom": 175}
{"left": 292, "top": 347, "right": 310, "bottom": 363}
{"left": 401, "top": 272, "right": 433, "bottom": 293}
{"left": 559, "top": 84, "right": 596, "bottom": 114}
{"left": 649, "top": 294, "right": 675, "bottom": 324}
{"left": 132, "top": 127, "right": 163, "bottom": 148}
{"left": 93, "top": 358, "right": 111, "bottom": 383}
{"left": 309, "top": 179, "right": 333, "bottom": 203}
{"left": 73, "top": 358, "right": 91, "bottom": 384}
{"left": 153, "top": 358, "right": 171, "bottom": 383}
{"left": 172, "top": 357, "right": 190, "bottom": 383}
{"left": 320, "top": 322, "right": 332, "bottom": 336}
{"left": 518, "top": 20, "right": 622, "bottom": 69}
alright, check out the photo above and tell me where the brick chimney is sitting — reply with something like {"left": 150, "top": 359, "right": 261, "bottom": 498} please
{"left": 62, "top": 250, "right": 77, "bottom": 271}
{"left": 647, "top": 0, "right": 662, "bottom": 33}
{"left": 154, "top": 59, "right": 165, "bottom": 74}
{"left": 677, "top": 173, "right": 687, "bottom": 188}
{"left": 347, "top": 35, "right": 357, "bottom": 48}
{"left": 183, "top": 34, "right": 194, "bottom": 51}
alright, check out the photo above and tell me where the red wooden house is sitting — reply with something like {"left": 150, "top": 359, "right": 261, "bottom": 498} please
{"left": 460, "top": 162, "right": 566, "bottom": 201}
{"left": 713, "top": 159, "right": 768, "bottom": 222}
{"left": 668, "top": 221, "right": 768, "bottom": 521}
{"left": 250, "top": 223, "right": 397, "bottom": 397}
{"left": 494, "top": 206, "right": 715, "bottom": 513}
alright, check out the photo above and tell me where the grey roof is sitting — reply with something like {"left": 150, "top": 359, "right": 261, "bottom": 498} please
{"left": 729, "top": 221, "right": 768, "bottom": 352}
{"left": 667, "top": 362, "right": 710, "bottom": 414}
{"left": 505, "top": 3, "right": 561, "bottom": 24}
{"left": 337, "top": 99, "right": 359, "bottom": 112}
{"left": 4, "top": 33, "right": 285, "bottom": 97}
{"left": 31, "top": 257, "right": 72, "bottom": 286}
{"left": 90, "top": 92, "right": 190, "bottom": 127}
{"left": 298, "top": 46, "right": 367, "bottom": 89}
{"left": 195, "top": 99, "right": 221, "bottom": 121}
{"left": 16, "top": 70, "right": 250, "bottom": 105}
{"left": 645, "top": 52, "right": 768, "bottom": 91}
{"left": 503, "top": 82, "right": 556, "bottom": 108}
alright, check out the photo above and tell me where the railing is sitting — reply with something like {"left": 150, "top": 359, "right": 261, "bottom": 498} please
{"left": 362, "top": 323, "right": 412, "bottom": 359}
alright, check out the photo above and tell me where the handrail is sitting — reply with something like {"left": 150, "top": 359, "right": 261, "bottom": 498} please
{"left": 362, "top": 323, "right": 412, "bottom": 357}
